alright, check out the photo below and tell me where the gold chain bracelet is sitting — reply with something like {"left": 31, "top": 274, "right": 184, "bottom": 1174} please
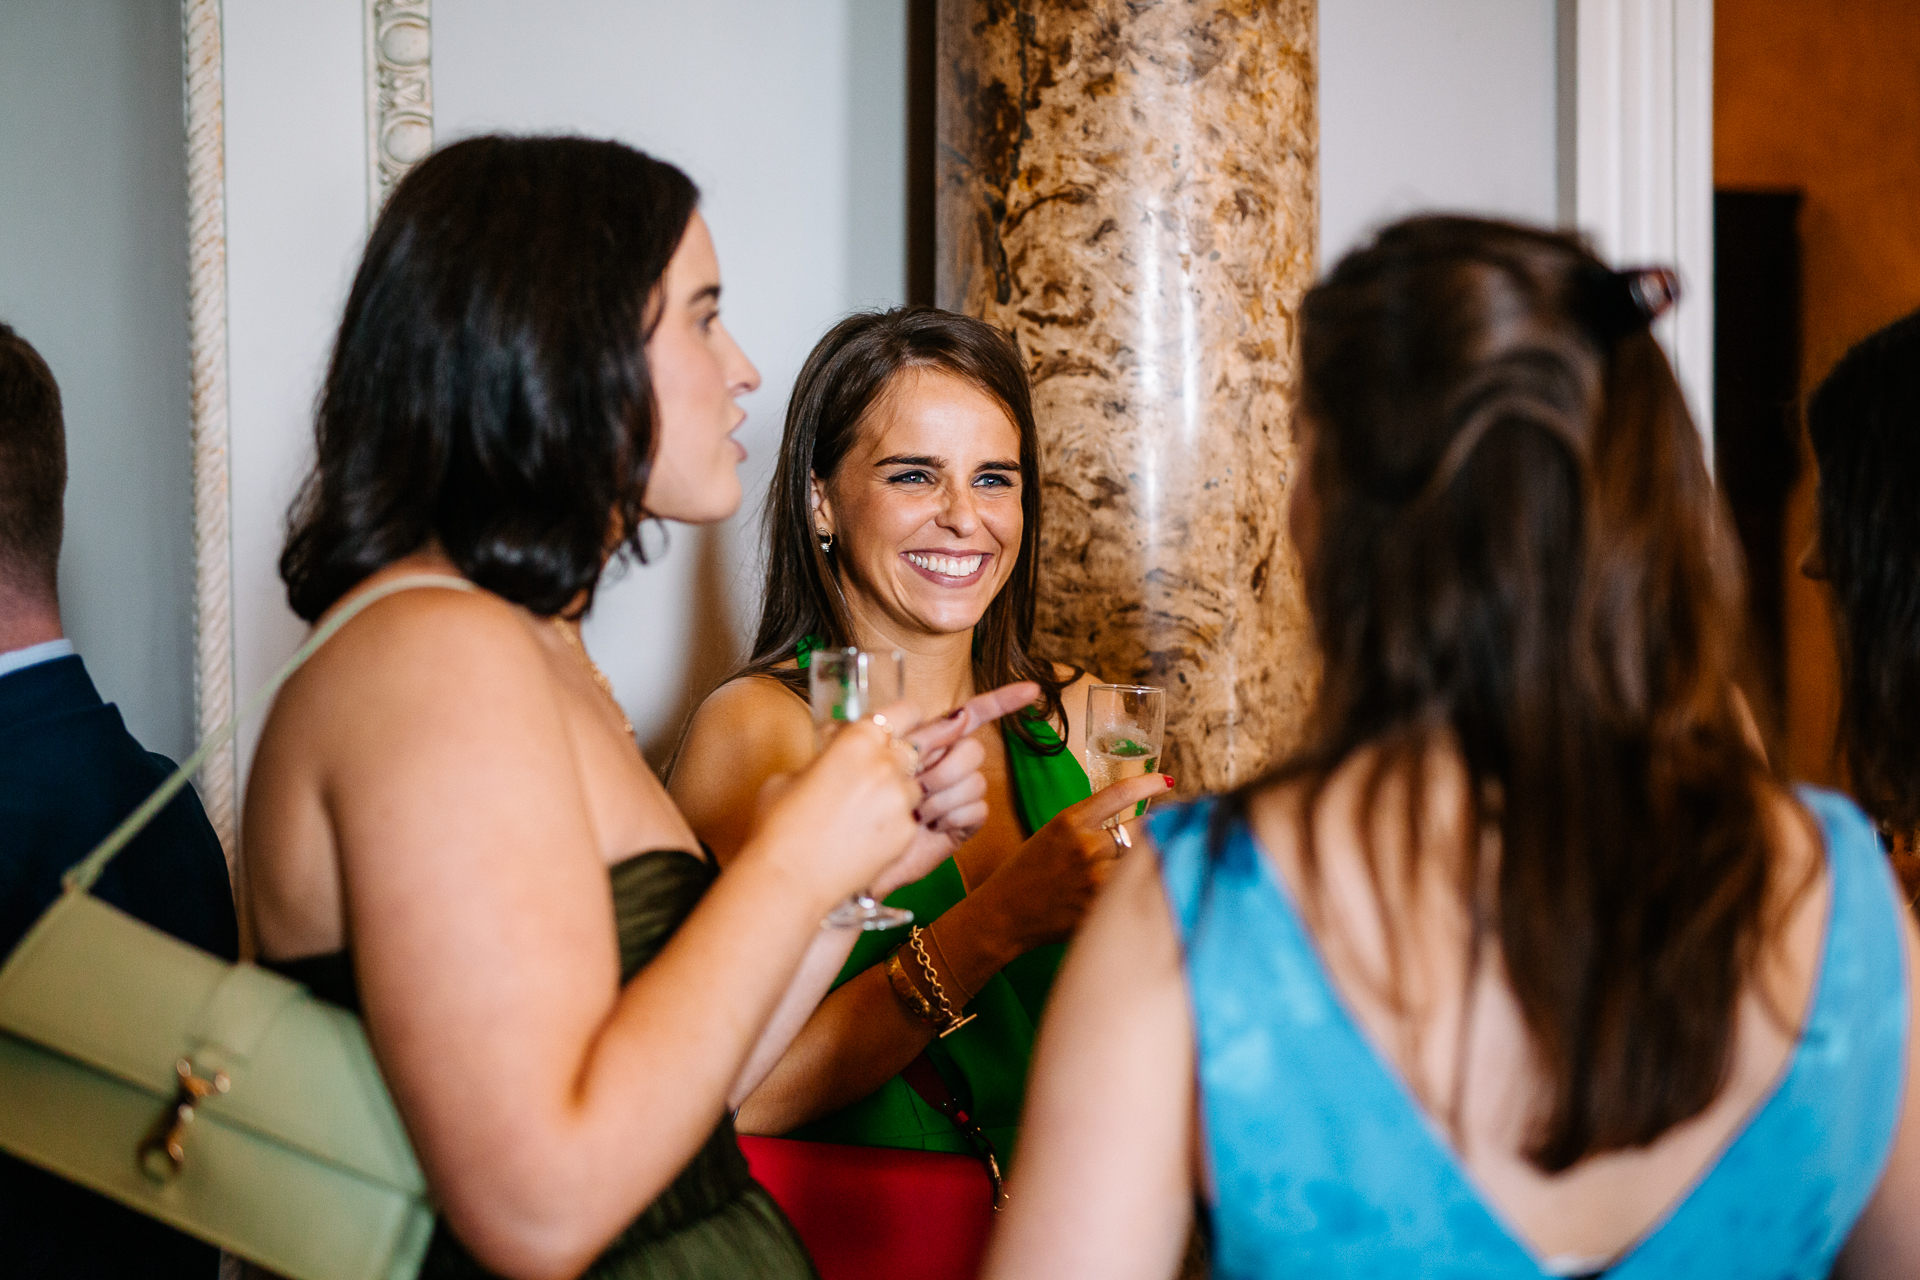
{"left": 925, "top": 926, "right": 973, "bottom": 1006}
{"left": 909, "top": 926, "right": 977, "bottom": 1039}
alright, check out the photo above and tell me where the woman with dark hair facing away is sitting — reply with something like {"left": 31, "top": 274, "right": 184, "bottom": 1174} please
{"left": 986, "top": 217, "right": 1920, "bottom": 1279}
{"left": 243, "top": 137, "right": 1026, "bottom": 1280}
{"left": 670, "top": 307, "right": 1170, "bottom": 1170}
{"left": 1806, "top": 307, "right": 1920, "bottom": 907}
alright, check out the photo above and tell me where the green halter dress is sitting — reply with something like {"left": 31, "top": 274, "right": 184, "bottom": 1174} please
{"left": 789, "top": 640, "right": 1092, "bottom": 1164}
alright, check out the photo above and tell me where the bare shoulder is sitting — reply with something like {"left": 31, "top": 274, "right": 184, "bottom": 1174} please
{"left": 1067, "top": 841, "right": 1185, "bottom": 996}
{"left": 1764, "top": 783, "right": 1830, "bottom": 881}
{"left": 264, "top": 579, "right": 553, "bottom": 760}
{"left": 1244, "top": 775, "right": 1310, "bottom": 864}
{"left": 1025, "top": 847, "right": 1189, "bottom": 1147}
{"left": 670, "top": 674, "right": 816, "bottom": 864}
{"left": 679, "top": 674, "right": 813, "bottom": 767}
{"left": 1055, "top": 664, "right": 1104, "bottom": 708}
{"left": 1762, "top": 784, "right": 1835, "bottom": 963}
{"left": 982, "top": 834, "right": 1195, "bottom": 1278}
{"left": 1051, "top": 663, "right": 1105, "bottom": 761}
{"left": 1108, "top": 836, "right": 1182, "bottom": 940}
{"left": 245, "top": 576, "right": 589, "bottom": 956}
{"left": 293, "top": 579, "right": 537, "bottom": 695}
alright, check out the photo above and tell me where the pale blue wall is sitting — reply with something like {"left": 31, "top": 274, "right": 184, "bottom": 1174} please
{"left": 0, "top": 0, "right": 195, "bottom": 760}
{"left": 1320, "top": 0, "right": 1561, "bottom": 265}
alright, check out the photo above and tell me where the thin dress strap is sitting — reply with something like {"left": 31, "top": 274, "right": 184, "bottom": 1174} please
{"left": 62, "top": 574, "right": 476, "bottom": 894}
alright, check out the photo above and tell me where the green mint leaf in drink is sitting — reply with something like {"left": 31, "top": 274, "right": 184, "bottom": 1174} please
{"left": 1087, "top": 730, "right": 1161, "bottom": 794}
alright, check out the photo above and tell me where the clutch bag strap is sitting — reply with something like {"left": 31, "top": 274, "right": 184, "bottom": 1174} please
{"left": 900, "top": 1051, "right": 1010, "bottom": 1210}
{"left": 61, "top": 573, "right": 478, "bottom": 895}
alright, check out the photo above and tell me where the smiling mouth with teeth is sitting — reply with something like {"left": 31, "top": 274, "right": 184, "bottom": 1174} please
{"left": 904, "top": 551, "right": 986, "bottom": 578}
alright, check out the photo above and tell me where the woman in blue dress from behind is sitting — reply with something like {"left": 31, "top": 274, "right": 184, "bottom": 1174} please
{"left": 988, "top": 216, "right": 1920, "bottom": 1279}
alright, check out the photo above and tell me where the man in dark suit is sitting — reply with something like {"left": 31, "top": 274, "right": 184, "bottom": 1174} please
{"left": 0, "top": 321, "right": 238, "bottom": 1278}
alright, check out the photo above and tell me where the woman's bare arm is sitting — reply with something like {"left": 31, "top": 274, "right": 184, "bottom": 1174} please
{"left": 1836, "top": 900, "right": 1920, "bottom": 1278}
{"left": 670, "top": 676, "right": 816, "bottom": 865}
{"left": 982, "top": 841, "right": 1197, "bottom": 1280}
{"left": 253, "top": 592, "right": 919, "bottom": 1280}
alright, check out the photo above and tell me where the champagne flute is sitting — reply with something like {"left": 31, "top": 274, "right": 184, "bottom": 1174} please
{"left": 1084, "top": 684, "right": 1167, "bottom": 826}
{"left": 809, "top": 647, "right": 915, "bottom": 930}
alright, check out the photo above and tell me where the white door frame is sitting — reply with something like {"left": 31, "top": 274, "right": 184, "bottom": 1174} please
{"left": 181, "top": 0, "right": 237, "bottom": 859}
{"left": 1561, "top": 0, "right": 1716, "bottom": 450}
{"left": 180, "top": 0, "right": 435, "bottom": 861}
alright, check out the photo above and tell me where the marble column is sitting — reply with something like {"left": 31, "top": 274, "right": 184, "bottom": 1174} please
{"left": 937, "top": 0, "right": 1318, "bottom": 792}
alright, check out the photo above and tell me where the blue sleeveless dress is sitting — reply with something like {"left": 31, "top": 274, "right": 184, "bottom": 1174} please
{"left": 1150, "top": 787, "right": 1908, "bottom": 1279}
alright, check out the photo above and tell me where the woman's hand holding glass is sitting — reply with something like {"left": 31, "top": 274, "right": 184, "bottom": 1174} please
{"left": 743, "top": 708, "right": 926, "bottom": 917}
{"left": 743, "top": 680, "right": 1041, "bottom": 917}
{"left": 968, "top": 770, "right": 1174, "bottom": 953}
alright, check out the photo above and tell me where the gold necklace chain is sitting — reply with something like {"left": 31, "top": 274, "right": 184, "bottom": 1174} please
{"left": 550, "top": 616, "right": 636, "bottom": 741}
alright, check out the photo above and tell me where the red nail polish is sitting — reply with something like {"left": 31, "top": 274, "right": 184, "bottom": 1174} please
{"left": 1162, "top": 775, "right": 1176, "bottom": 787}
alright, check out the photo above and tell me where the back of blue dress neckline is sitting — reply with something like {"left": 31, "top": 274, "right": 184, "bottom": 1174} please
{"left": 1150, "top": 786, "right": 1908, "bottom": 1279}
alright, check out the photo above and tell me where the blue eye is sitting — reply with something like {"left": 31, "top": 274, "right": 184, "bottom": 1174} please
{"left": 886, "top": 470, "right": 933, "bottom": 485}
{"left": 976, "top": 472, "right": 1016, "bottom": 488}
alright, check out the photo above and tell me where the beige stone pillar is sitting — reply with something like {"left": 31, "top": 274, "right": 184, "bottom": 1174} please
{"left": 937, "top": 0, "right": 1318, "bottom": 792}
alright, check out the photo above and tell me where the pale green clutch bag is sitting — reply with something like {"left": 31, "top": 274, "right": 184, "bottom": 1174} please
{"left": 0, "top": 574, "right": 474, "bottom": 1280}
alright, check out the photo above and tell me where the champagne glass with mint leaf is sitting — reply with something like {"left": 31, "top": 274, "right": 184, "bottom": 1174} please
{"left": 1084, "top": 684, "right": 1167, "bottom": 826}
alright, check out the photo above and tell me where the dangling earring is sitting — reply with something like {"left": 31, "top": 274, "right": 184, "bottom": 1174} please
{"left": 816, "top": 528, "right": 834, "bottom": 554}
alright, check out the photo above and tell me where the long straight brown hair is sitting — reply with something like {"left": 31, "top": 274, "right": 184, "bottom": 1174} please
{"left": 732, "top": 306, "right": 1067, "bottom": 747}
{"left": 1221, "top": 216, "right": 1784, "bottom": 1172}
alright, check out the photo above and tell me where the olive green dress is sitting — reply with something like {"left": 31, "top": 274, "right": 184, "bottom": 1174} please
{"left": 788, "top": 714, "right": 1092, "bottom": 1164}
{"left": 264, "top": 851, "right": 817, "bottom": 1280}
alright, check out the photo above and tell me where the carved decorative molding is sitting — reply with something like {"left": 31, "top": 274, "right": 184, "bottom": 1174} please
{"left": 365, "top": 0, "right": 433, "bottom": 222}
{"left": 180, "top": 0, "right": 236, "bottom": 861}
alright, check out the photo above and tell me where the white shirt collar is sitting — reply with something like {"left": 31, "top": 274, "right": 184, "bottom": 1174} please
{"left": 0, "top": 638, "right": 76, "bottom": 681}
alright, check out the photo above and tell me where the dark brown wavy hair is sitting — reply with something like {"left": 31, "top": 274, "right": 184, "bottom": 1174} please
{"left": 281, "top": 135, "right": 698, "bottom": 622}
{"left": 1807, "top": 309, "right": 1920, "bottom": 843}
{"left": 733, "top": 306, "right": 1067, "bottom": 748}
{"left": 1220, "top": 216, "right": 1783, "bottom": 1172}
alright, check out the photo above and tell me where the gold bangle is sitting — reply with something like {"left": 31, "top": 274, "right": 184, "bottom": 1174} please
{"left": 884, "top": 953, "right": 939, "bottom": 1028}
{"left": 909, "top": 926, "right": 977, "bottom": 1039}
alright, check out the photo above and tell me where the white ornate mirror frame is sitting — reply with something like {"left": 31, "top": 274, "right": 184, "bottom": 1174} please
{"left": 181, "top": 0, "right": 435, "bottom": 862}
{"left": 181, "top": 0, "right": 235, "bottom": 858}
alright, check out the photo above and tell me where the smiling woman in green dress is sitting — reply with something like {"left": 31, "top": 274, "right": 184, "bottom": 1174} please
{"left": 671, "top": 307, "right": 1171, "bottom": 1168}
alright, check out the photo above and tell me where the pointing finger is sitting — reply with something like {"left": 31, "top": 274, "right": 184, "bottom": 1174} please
{"left": 1076, "top": 772, "right": 1174, "bottom": 828}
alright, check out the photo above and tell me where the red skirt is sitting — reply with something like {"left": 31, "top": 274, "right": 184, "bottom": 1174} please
{"left": 738, "top": 1134, "right": 994, "bottom": 1280}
